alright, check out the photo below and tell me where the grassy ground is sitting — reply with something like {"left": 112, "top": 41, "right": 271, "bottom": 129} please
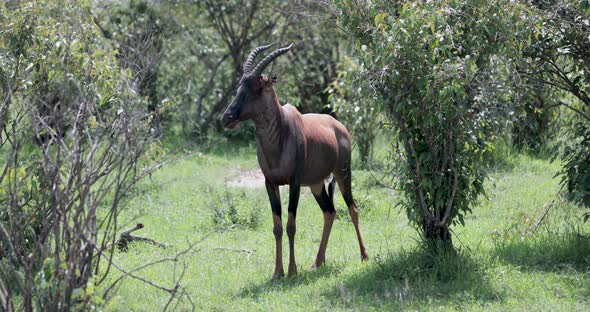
{"left": 98, "top": 143, "right": 590, "bottom": 311}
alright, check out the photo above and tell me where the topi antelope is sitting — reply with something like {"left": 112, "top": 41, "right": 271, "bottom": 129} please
{"left": 221, "top": 43, "right": 368, "bottom": 280}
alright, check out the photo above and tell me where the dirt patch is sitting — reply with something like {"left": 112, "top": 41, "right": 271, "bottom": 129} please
{"left": 224, "top": 168, "right": 313, "bottom": 198}
{"left": 225, "top": 168, "right": 266, "bottom": 188}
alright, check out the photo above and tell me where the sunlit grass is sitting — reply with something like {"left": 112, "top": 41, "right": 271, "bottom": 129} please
{"left": 97, "top": 144, "right": 590, "bottom": 311}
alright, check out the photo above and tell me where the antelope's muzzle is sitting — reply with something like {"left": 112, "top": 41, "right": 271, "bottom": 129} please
{"left": 221, "top": 109, "right": 240, "bottom": 129}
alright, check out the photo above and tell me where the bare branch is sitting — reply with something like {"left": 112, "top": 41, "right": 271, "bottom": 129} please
{"left": 101, "top": 234, "right": 210, "bottom": 305}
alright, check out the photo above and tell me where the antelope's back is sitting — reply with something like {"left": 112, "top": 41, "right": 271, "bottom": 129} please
{"left": 300, "top": 113, "right": 352, "bottom": 186}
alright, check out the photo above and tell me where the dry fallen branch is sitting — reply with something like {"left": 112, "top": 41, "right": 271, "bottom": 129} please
{"left": 116, "top": 223, "right": 169, "bottom": 251}
{"left": 96, "top": 223, "right": 170, "bottom": 253}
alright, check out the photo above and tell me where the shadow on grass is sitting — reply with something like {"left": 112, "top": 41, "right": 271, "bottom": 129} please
{"left": 493, "top": 231, "right": 590, "bottom": 272}
{"left": 323, "top": 247, "right": 500, "bottom": 310}
{"left": 237, "top": 264, "right": 342, "bottom": 298}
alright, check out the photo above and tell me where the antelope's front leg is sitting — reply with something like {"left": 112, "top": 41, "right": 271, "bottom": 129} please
{"left": 265, "top": 180, "right": 284, "bottom": 280}
{"left": 287, "top": 182, "right": 300, "bottom": 277}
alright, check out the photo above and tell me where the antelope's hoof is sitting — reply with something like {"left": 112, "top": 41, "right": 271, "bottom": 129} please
{"left": 311, "top": 260, "right": 325, "bottom": 269}
{"left": 288, "top": 266, "right": 297, "bottom": 277}
{"left": 361, "top": 253, "right": 369, "bottom": 262}
{"left": 272, "top": 271, "right": 285, "bottom": 281}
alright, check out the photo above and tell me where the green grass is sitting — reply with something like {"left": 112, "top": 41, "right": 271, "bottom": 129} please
{"left": 97, "top": 145, "right": 590, "bottom": 311}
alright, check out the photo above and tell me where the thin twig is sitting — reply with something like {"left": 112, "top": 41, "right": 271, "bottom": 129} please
{"left": 440, "top": 167, "right": 459, "bottom": 226}
{"left": 213, "top": 247, "right": 256, "bottom": 254}
{"left": 101, "top": 233, "right": 210, "bottom": 300}
{"left": 532, "top": 198, "right": 560, "bottom": 233}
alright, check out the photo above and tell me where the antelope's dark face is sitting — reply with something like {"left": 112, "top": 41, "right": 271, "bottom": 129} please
{"left": 221, "top": 75, "right": 273, "bottom": 129}
{"left": 221, "top": 43, "right": 292, "bottom": 130}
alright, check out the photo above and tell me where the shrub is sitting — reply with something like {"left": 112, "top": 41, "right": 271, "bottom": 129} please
{"left": 335, "top": 0, "right": 530, "bottom": 248}
{"left": 556, "top": 121, "right": 590, "bottom": 210}
{"left": 0, "top": 1, "right": 153, "bottom": 309}
{"left": 208, "top": 189, "right": 262, "bottom": 231}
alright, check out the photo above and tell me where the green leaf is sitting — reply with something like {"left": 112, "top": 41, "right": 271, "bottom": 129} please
{"left": 374, "top": 12, "right": 388, "bottom": 27}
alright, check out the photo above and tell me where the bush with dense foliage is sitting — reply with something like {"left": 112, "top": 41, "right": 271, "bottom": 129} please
{"left": 335, "top": 0, "right": 530, "bottom": 246}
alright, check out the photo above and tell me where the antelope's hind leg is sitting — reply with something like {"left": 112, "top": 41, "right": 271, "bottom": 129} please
{"left": 310, "top": 180, "right": 337, "bottom": 268}
{"left": 335, "top": 169, "right": 369, "bottom": 261}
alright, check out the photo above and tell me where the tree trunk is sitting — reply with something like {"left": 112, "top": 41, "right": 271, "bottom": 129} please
{"left": 358, "top": 139, "right": 371, "bottom": 169}
{"left": 422, "top": 219, "right": 453, "bottom": 251}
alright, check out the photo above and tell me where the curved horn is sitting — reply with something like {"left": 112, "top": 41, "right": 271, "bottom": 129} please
{"left": 251, "top": 43, "right": 293, "bottom": 77}
{"left": 243, "top": 43, "right": 275, "bottom": 74}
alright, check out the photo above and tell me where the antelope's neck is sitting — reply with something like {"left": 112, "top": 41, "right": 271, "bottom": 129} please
{"left": 253, "top": 95, "right": 283, "bottom": 154}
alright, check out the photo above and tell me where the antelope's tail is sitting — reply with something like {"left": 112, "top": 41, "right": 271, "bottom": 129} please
{"left": 328, "top": 175, "right": 335, "bottom": 204}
